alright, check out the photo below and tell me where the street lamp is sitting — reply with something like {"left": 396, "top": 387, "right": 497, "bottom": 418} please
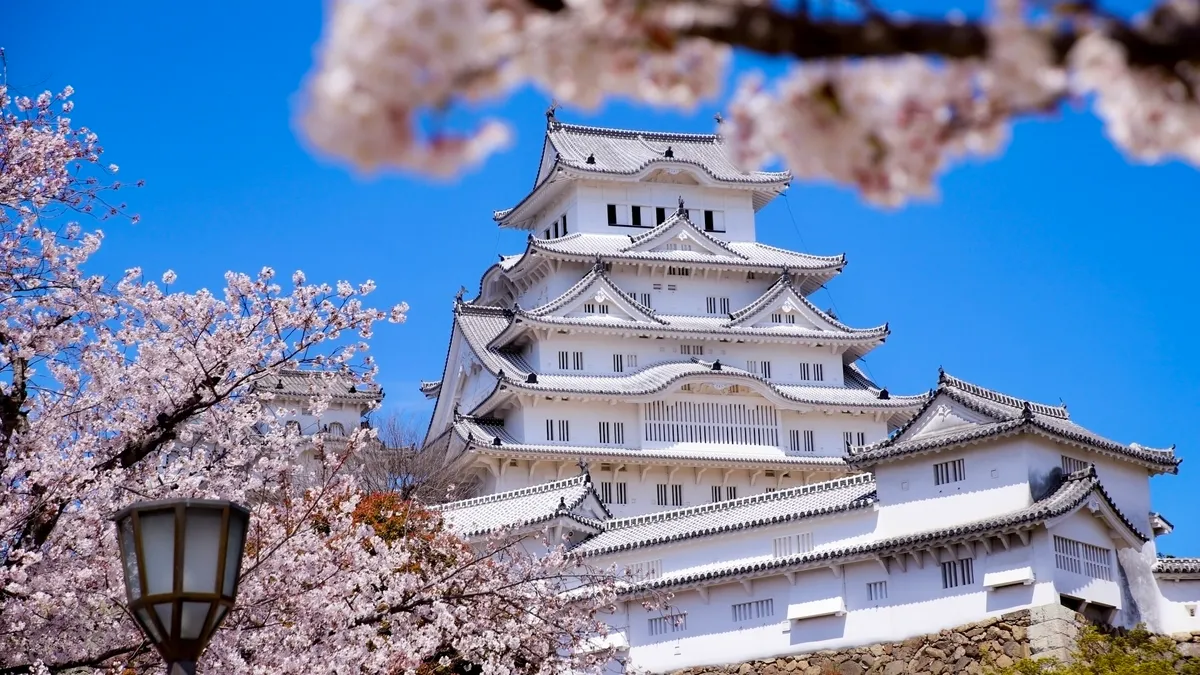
{"left": 113, "top": 499, "right": 250, "bottom": 675}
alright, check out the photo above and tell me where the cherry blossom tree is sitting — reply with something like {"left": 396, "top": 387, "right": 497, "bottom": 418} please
{"left": 299, "top": 0, "right": 1200, "bottom": 205}
{"left": 0, "top": 71, "right": 621, "bottom": 674}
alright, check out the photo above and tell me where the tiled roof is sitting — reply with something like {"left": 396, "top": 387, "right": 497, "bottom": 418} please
{"left": 726, "top": 273, "right": 885, "bottom": 335}
{"left": 1154, "top": 557, "right": 1200, "bottom": 577}
{"left": 434, "top": 473, "right": 610, "bottom": 537}
{"left": 530, "top": 233, "right": 844, "bottom": 274}
{"left": 452, "top": 416, "right": 854, "bottom": 470}
{"left": 624, "top": 209, "right": 747, "bottom": 258}
{"left": 419, "top": 380, "right": 442, "bottom": 399}
{"left": 625, "top": 467, "right": 1148, "bottom": 594}
{"left": 255, "top": 369, "right": 382, "bottom": 402}
{"left": 544, "top": 121, "right": 791, "bottom": 186}
{"left": 572, "top": 474, "right": 877, "bottom": 556}
{"left": 455, "top": 304, "right": 924, "bottom": 415}
{"left": 848, "top": 370, "right": 1180, "bottom": 473}
{"left": 523, "top": 262, "right": 665, "bottom": 324}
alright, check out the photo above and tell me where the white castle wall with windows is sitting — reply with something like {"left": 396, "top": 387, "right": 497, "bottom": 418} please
{"left": 419, "top": 116, "right": 1197, "bottom": 671}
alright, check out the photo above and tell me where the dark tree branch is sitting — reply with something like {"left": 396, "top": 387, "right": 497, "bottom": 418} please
{"left": 527, "top": 0, "right": 1200, "bottom": 74}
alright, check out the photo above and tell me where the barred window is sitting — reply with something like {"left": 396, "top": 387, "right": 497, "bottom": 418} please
{"left": 640, "top": 292, "right": 652, "bottom": 307}
{"left": 648, "top": 612, "right": 687, "bottom": 636}
{"left": 706, "top": 296, "right": 731, "bottom": 314}
{"left": 557, "top": 420, "right": 570, "bottom": 442}
{"left": 772, "top": 532, "right": 813, "bottom": 557}
{"left": 731, "top": 599, "right": 774, "bottom": 622}
{"left": 613, "top": 354, "right": 624, "bottom": 373}
{"left": 867, "top": 581, "right": 888, "bottom": 602}
{"left": 1061, "top": 456, "right": 1089, "bottom": 474}
{"left": 747, "top": 360, "right": 772, "bottom": 378}
{"left": 572, "top": 351, "right": 584, "bottom": 370}
{"left": 681, "top": 344, "right": 704, "bottom": 356}
{"left": 657, "top": 484, "right": 683, "bottom": 507}
{"left": 599, "top": 481, "right": 628, "bottom": 505}
{"left": 941, "top": 558, "right": 975, "bottom": 589}
{"left": 557, "top": 351, "right": 569, "bottom": 370}
{"left": 627, "top": 559, "right": 662, "bottom": 580}
{"left": 583, "top": 303, "right": 609, "bottom": 314}
{"left": 934, "top": 458, "right": 966, "bottom": 485}
{"left": 598, "top": 421, "right": 625, "bottom": 445}
{"left": 799, "top": 363, "right": 810, "bottom": 380}
{"left": 667, "top": 266, "right": 691, "bottom": 277}
{"left": 711, "top": 485, "right": 722, "bottom": 503}
{"left": 771, "top": 312, "right": 796, "bottom": 324}
{"left": 1054, "top": 536, "right": 1113, "bottom": 580}
{"left": 788, "top": 429, "right": 816, "bottom": 453}
{"left": 726, "top": 486, "right": 738, "bottom": 500}
{"left": 814, "top": 363, "right": 824, "bottom": 381}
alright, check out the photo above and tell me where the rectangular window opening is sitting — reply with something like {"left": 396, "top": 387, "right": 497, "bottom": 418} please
{"left": 934, "top": 458, "right": 966, "bottom": 485}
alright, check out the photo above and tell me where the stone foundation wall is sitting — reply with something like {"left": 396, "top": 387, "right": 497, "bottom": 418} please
{"left": 668, "top": 605, "right": 1089, "bottom": 675}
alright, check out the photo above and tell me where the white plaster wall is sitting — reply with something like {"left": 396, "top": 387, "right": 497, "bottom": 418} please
{"left": 1025, "top": 437, "right": 1154, "bottom": 536}
{"left": 622, "top": 549, "right": 1059, "bottom": 672}
{"left": 489, "top": 455, "right": 849, "bottom": 516}
{"left": 1157, "top": 579, "right": 1200, "bottom": 633}
{"left": 529, "top": 333, "right": 848, "bottom": 386}
{"left": 264, "top": 399, "right": 368, "bottom": 436}
{"left": 873, "top": 440, "right": 1035, "bottom": 536}
{"left": 1047, "top": 510, "right": 1126, "bottom": 610}
{"left": 504, "top": 396, "right": 882, "bottom": 463}
{"left": 515, "top": 263, "right": 794, "bottom": 319}
{"left": 597, "top": 509, "right": 880, "bottom": 578}
{"left": 571, "top": 181, "right": 758, "bottom": 241}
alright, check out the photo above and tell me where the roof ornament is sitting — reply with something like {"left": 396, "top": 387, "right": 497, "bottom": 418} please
{"left": 454, "top": 286, "right": 467, "bottom": 305}
{"left": 526, "top": 373, "right": 538, "bottom": 384}
{"left": 466, "top": 432, "right": 474, "bottom": 444}
{"left": 275, "top": 379, "right": 284, "bottom": 390}
{"left": 577, "top": 458, "right": 591, "bottom": 479}
{"left": 937, "top": 366, "right": 947, "bottom": 383}
{"left": 714, "top": 112, "right": 724, "bottom": 125}
{"left": 878, "top": 388, "right": 890, "bottom": 400}
{"left": 545, "top": 99, "right": 558, "bottom": 124}
{"left": 586, "top": 153, "right": 596, "bottom": 165}
{"left": 664, "top": 145, "right": 674, "bottom": 158}
{"left": 557, "top": 496, "right": 567, "bottom": 511}
{"left": 452, "top": 403, "right": 460, "bottom": 419}
{"left": 1021, "top": 401, "right": 1034, "bottom": 420}
{"left": 712, "top": 360, "right": 722, "bottom": 371}
{"left": 676, "top": 195, "right": 686, "bottom": 216}
{"left": 348, "top": 385, "right": 357, "bottom": 393}
{"left": 492, "top": 436, "right": 502, "bottom": 447}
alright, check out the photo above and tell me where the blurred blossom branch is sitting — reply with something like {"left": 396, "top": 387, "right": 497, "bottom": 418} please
{"left": 300, "top": 0, "right": 1200, "bottom": 205}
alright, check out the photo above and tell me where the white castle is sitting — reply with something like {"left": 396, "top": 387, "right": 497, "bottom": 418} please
{"left": 418, "top": 114, "right": 1200, "bottom": 671}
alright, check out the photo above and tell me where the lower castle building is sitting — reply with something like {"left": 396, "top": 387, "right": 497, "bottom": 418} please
{"left": 419, "top": 115, "right": 1200, "bottom": 671}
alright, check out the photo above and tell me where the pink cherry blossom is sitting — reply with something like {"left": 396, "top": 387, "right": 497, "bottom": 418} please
{"left": 300, "top": 0, "right": 1200, "bottom": 205}
{"left": 0, "top": 84, "right": 621, "bottom": 674}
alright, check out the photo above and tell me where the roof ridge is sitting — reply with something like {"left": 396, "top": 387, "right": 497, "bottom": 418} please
{"left": 621, "top": 466, "right": 1147, "bottom": 594}
{"left": 550, "top": 121, "right": 721, "bottom": 143}
{"left": 744, "top": 241, "right": 847, "bottom": 265}
{"left": 726, "top": 273, "right": 884, "bottom": 334}
{"left": 601, "top": 473, "right": 875, "bottom": 530}
{"left": 623, "top": 211, "right": 746, "bottom": 259}
{"left": 523, "top": 263, "right": 664, "bottom": 323}
{"left": 436, "top": 474, "right": 586, "bottom": 511}
{"left": 940, "top": 372, "right": 1069, "bottom": 419}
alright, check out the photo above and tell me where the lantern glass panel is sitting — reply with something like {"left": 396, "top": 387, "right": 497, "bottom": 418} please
{"left": 222, "top": 513, "right": 246, "bottom": 596}
{"left": 211, "top": 604, "right": 229, "bottom": 632}
{"left": 140, "top": 511, "right": 176, "bottom": 596}
{"left": 136, "top": 607, "right": 163, "bottom": 643}
{"left": 182, "top": 509, "right": 223, "bottom": 593}
{"left": 180, "top": 601, "right": 212, "bottom": 640}
{"left": 118, "top": 516, "right": 141, "bottom": 601}
{"left": 154, "top": 602, "right": 174, "bottom": 638}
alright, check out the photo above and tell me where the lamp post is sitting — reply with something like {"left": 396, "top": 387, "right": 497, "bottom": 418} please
{"left": 113, "top": 499, "right": 250, "bottom": 675}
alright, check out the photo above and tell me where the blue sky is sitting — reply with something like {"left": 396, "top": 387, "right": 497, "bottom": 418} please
{"left": 6, "top": 2, "right": 1198, "bottom": 552}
